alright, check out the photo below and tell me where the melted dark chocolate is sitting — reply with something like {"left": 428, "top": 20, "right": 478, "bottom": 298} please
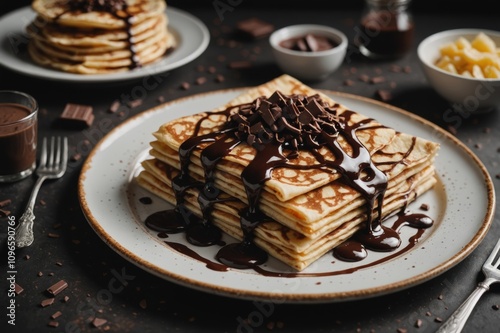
{"left": 55, "top": 0, "right": 141, "bottom": 69}
{"left": 143, "top": 91, "right": 434, "bottom": 273}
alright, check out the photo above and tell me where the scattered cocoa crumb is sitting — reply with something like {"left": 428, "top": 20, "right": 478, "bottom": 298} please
{"left": 92, "top": 318, "right": 107, "bottom": 328}
{"left": 0, "top": 209, "right": 10, "bottom": 217}
{"left": 438, "top": 294, "right": 443, "bottom": 300}
{"left": 196, "top": 65, "right": 205, "bottom": 72}
{"left": 51, "top": 311, "right": 62, "bottom": 319}
{"left": 55, "top": 261, "right": 63, "bottom": 267}
{"left": 215, "top": 74, "right": 225, "bottom": 83}
{"left": 358, "top": 74, "right": 370, "bottom": 82}
{"left": 195, "top": 77, "right": 207, "bottom": 85}
{"left": 15, "top": 283, "right": 24, "bottom": 295}
{"left": 397, "top": 328, "right": 407, "bottom": 333}
{"left": 425, "top": 311, "right": 432, "bottom": 316}
{"left": 207, "top": 66, "right": 217, "bottom": 73}
{"left": 63, "top": 296, "right": 70, "bottom": 303}
{"left": 108, "top": 100, "right": 120, "bottom": 113}
{"left": 40, "top": 199, "right": 46, "bottom": 206}
{"left": 157, "top": 96, "right": 165, "bottom": 103}
{"left": 47, "top": 321, "right": 59, "bottom": 327}
{"left": 217, "top": 55, "right": 226, "bottom": 62}
{"left": 24, "top": 255, "right": 30, "bottom": 260}
{"left": 228, "top": 60, "right": 252, "bottom": 69}
{"left": 70, "top": 153, "right": 82, "bottom": 162}
{"left": 390, "top": 65, "right": 402, "bottom": 72}
{"left": 493, "top": 304, "right": 499, "bottom": 310}
{"left": 276, "top": 321, "right": 284, "bottom": 329}
{"left": 48, "top": 233, "right": 60, "bottom": 238}
{"left": 434, "top": 317, "right": 443, "bottom": 323}
{"left": 344, "top": 79, "right": 355, "bottom": 86}
{"left": 376, "top": 89, "right": 392, "bottom": 101}
{"left": 139, "top": 299, "right": 147, "bottom": 309}
{"left": 474, "top": 143, "right": 482, "bottom": 149}
{"left": 41, "top": 298, "right": 55, "bottom": 307}
{"left": 447, "top": 125, "right": 458, "bottom": 135}
{"left": 414, "top": 319, "right": 423, "bottom": 328}
{"left": 72, "top": 239, "right": 81, "bottom": 245}
{"left": 370, "top": 76, "right": 386, "bottom": 84}
{"left": 403, "top": 66, "right": 412, "bottom": 73}
{"left": 483, "top": 127, "right": 491, "bottom": 133}
{"left": 38, "top": 271, "right": 43, "bottom": 277}
{"left": 496, "top": 174, "right": 500, "bottom": 179}
{"left": 127, "top": 99, "right": 142, "bottom": 108}
{"left": 180, "top": 82, "right": 190, "bottom": 90}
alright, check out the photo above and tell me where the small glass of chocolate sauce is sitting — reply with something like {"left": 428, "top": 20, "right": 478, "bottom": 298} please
{"left": 355, "top": 0, "right": 414, "bottom": 59}
{"left": 0, "top": 91, "right": 38, "bottom": 182}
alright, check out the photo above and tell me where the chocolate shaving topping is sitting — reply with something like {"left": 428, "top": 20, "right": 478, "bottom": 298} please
{"left": 64, "top": 0, "right": 127, "bottom": 14}
{"left": 229, "top": 91, "right": 340, "bottom": 151}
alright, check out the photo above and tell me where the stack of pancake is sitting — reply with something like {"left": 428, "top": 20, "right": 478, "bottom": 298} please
{"left": 137, "top": 75, "right": 440, "bottom": 271}
{"left": 26, "top": 0, "right": 175, "bottom": 74}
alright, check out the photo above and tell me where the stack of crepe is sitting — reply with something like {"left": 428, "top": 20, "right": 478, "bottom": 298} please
{"left": 137, "top": 75, "right": 440, "bottom": 271}
{"left": 26, "top": 0, "right": 175, "bottom": 74}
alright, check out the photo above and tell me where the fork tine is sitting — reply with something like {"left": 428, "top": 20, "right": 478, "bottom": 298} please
{"left": 54, "top": 136, "right": 61, "bottom": 166}
{"left": 485, "top": 238, "right": 500, "bottom": 267}
{"left": 49, "top": 136, "right": 56, "bottom": 168}
{"left": 61, "top": 137, "right": 68, "bottom": 167}
{"left": 39, "top": 137, "right": 48, "bottom": 166}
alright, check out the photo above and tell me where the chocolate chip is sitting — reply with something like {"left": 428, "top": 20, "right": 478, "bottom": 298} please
{"left": 58, "top": 103, "right": 94, "bottom": 129}
{"left": 47, "top": 280, "right": 68, "bottom": 296}
{"left": 419, "top": 203, "right": 429, "bottom": 211}
{"left": 236, "top": 17, "right": 274, "bottom": 39}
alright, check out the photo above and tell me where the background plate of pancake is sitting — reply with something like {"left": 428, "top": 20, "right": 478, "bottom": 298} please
{"left": 78, "top": 78, "right": 495, "bottom": 303}
{"left": 0, "top": 3, "right": 209, "bottom": 83}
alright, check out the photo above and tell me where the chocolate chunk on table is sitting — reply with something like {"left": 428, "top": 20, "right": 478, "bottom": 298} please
{"left": 236, "top": 17, "right": 274, "bottom": 39}
{"left": 57, "top": 103, "right": 94, "bottom": 129}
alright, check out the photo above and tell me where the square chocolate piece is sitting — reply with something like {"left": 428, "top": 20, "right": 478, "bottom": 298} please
{"left": 58, "top": 103, "right": 94, "bottom": 129}
{"left": 236, "top": 18, "right": 274, "bottom": 39}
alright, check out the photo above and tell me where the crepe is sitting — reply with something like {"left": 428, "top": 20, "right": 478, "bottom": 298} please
{"left": 26, "top": 0, "right": 175, "bottom": 74}
{"left": 137, "top": 74, "right": 440, "bottom": 271}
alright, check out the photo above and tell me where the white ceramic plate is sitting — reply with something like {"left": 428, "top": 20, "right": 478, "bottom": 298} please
{"left": 0, "top": 6, "right": 209, "bottom": 83}
{"left": 78, "top": 89, "right": 495, "bottom": 303}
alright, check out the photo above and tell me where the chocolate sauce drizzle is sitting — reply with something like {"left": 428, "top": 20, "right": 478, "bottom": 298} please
{"left": 144, "top": 91, "right": 434, "bottom": 272}
{"left": 55, "top": 0, "right": 141, "bottom": 69}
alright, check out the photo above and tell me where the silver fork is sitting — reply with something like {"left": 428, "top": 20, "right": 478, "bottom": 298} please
{"left": 15, "top": 136, "right": 68, "bottom": 248}
{"left": 436, "top": 237, "right": 500, "bottom": 333}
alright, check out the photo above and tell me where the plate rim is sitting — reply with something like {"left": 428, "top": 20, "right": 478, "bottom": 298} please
{"left": 0, "top": 6, "right": 210, "bottom": 83}
{"left": 78, "top": 88, "right": 496, "bottom": 303}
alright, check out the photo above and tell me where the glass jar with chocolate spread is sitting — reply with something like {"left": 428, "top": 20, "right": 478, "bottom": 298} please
{"left": 356, "top": 0, "right": 414, "bottom": 59}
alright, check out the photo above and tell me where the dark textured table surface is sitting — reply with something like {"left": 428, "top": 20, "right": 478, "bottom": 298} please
{"left": 1, "top": 2, "right": 499, "bottom": 333}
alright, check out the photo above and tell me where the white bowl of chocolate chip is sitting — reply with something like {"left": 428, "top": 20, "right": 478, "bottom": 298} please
{"left": 269, "top": 24, "right": 348, "bottom": 81}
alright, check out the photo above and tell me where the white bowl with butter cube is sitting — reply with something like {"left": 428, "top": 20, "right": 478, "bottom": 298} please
{"left": 418, "top": 28, "right": 500, "bottom": 112}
